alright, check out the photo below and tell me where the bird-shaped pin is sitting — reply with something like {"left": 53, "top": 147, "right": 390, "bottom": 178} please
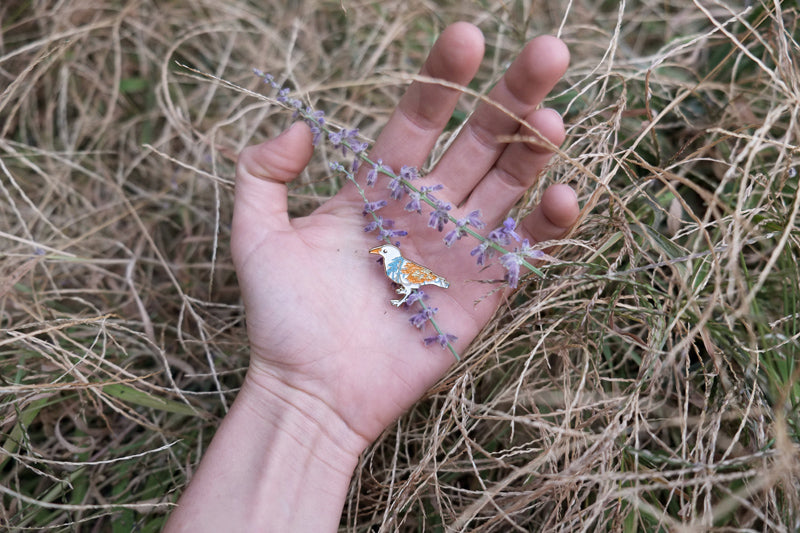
{"left": 369, "top": 244, "right": 449, "bottom": 306}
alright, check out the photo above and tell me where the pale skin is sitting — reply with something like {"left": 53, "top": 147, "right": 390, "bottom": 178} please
{"left": 164, "top": 22, "right": 580, "bottom": 532}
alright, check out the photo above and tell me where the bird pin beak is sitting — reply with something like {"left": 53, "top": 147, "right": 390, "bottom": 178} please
{"left": 369, "top": 246, "right": 382, "bottom": 255}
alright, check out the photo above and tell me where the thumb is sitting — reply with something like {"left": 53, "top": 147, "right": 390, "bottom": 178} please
{"left": 233, "top": 122, "right": 314, "bottom": 236}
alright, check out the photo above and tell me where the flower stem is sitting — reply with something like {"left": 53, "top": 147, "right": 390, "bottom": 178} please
{"left": 417, "top": 297, "right": 460, "bottom": 362}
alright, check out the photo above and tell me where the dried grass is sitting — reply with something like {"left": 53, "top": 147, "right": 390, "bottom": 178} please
{"left": 2, "top": 0, "right": 800, "bottom": 531}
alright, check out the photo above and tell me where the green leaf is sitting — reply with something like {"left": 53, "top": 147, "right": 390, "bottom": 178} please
{"left": 119, "top": 77, "right": 149, "bottom": 94}
{"left": 102, "top": 384, "right": 204, "bottom": 417}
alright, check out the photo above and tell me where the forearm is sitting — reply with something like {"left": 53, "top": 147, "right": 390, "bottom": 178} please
{"left": 164, "top": 372, "right": 366, "bottom": 532}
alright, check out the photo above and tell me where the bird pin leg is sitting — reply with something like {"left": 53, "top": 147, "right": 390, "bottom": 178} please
{"left": 391, "top": 287, "right": 412, "bottom": 307}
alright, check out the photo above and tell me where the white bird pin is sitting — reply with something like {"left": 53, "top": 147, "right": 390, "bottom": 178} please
{"left": 369, "top": 244, "right": 449, "bottom": 306}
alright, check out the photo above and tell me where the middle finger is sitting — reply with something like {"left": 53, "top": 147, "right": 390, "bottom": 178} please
{"left": 431, "top": 35, "right": 569, "bottom": 206}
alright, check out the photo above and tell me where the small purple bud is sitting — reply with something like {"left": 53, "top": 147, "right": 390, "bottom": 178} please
{"left": 428, "top": 201, "right": 451, "bottom": 232}
{"left": 366, "top": 159, "right": 382, "bottom": 187}
{"left": 379, "top": 227, "right": 408, "bottom": 240}
{"left": 471, "top": 242, "right": 491, "bottom": 266}
{"left": 500, "top": 253, "right": 524, "bottom": 288}
{"left": 488, "top": 217, "right": 522, "bottom": 245}
{"left": 363, "top": 200, "right": 387, "bottom": 215}
{"left": 405, "top": 192, "right": 422, "bottom": 213}
{"left": 328, "top": 130, "right": 343, "bottom": 147}
{"left": 409, "top": 306, "right": 438, "bottom": 328}
{"left": 277, "top": 87, "right": 290, "bottom": 103}
{"left": 388, "top": 176, "right": 407, "bottom": 200}
{"left": 464, "top": 210, "right": 485, "bottom": 229}
{"left": 399, "top": 165, "right": 419, "bottom": 181}
{"left": 424, "top": 333, "right": 458, "bottom": 348}
{"left": 404, "top": 290, "right": 428, "bottom": 306}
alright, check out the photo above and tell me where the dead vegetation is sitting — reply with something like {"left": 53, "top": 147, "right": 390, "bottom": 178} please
{"left": 2, "top": 0, "right": 800, "bottom": 530}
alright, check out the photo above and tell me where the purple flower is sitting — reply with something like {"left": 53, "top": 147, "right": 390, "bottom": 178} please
{"left": 303, "top": 108, "right": 325, "bottom": 142}
{"left": 463, "top": 210, "right": 486, "bottom": 229}
{"left": 276, "top": 87, "right": 290, "bottom": 104}
{"left": 366, "top": 159, "right": 383, "bottom": 187}
{"left": 307, "top": 108, "right": 325, "bottom": 123}
{"left": 363, "top": 216, "right": 387, "bottom": 233}
{"left": 387, "top": 166, "right": 419, "bottom": 199}
{"left": 498, "top": 242, "right": 544, "bottom": 288}
{"left": 419, "top": 183, "right": 444, "bottom": 201}
{"left": 254, "top": 69, "right": 279, "bottom": 89}
{"left": 470, "top": 241, "right": 492, "bottom": 266}
{"left": 409, "top": 306, "right": 438, "bottom": 328}
{"left": 488, "top": 217, "right": 522, "bottom": 245}
{"left": 428, "top": 201, "right": 451, "bottom": 232}
{"left": 399, "top": 165, "right": 419, "bottom": 182}
{"left": 349, "top": 140, "right": 368, "bottom": 155}
{"left": 500, "top": 253, "right": 524, "bottom": 288}
{"left": 405, "top": 192, "right": 422, "bottom": 213}
{"left": 342, "top": 128, "right": 368, "bottom": 155}
{"left": 362, "top": 200, "right": 387, "bottom": 215}
{"left": 424, "top": 333, "right": 458, "bottom": 348}
{"left": 388, "top": 176, "right": 408, "bottom": 200}
{"left": 444, "top": 210, "right": 485, "bottom": 247}
{"left": 379, "top": 227, "right": 408, "bottom": 241}
{"left": 325, "top": 128, "right": 363, "bottom": 156}
{"left": 388, "top": 166, "right": 418, "bottom": 199}
{"left": 328, "top": 130, "right": 343, "bottom": 147}
{"left": 309, "top": 125, "right": 323, "bottom": 146}
{"left": 363, "top": 215, "right": 408, "bottom": 241}
{"left": 443, "top": 229, "right": 460, "bottom": 247}
{"left": 519, "top": 239, "right": 545, "bottom": 260}
{"left": 404, "top": 290, "right": 427, "bottom": 306}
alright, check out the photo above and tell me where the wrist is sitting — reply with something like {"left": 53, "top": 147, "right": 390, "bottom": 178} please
{"left": 166, "top": 366, "right": 368, "bottom": 532}
{"left": 238, "top": 366, "right": 369, "bottom": 469}
{"left": 230, "top": 370, "right": 366, "bottom": 529}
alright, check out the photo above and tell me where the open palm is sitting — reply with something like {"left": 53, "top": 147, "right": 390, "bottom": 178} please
{"left": 231, "top": 23, "right": 580, "bottom": 448}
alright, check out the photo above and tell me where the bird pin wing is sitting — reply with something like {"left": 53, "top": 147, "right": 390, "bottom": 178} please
{"left": 401, "top": 260, "right": 445, "bottom": 285}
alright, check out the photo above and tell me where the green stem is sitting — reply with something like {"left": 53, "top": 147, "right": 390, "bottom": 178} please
{"left": 417, "top": 297, "right": 460, "bottom": 362}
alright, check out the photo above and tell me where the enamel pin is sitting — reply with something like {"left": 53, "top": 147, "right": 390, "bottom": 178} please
{"left": 369, "top": 244, "right": 449, "bottom": 306}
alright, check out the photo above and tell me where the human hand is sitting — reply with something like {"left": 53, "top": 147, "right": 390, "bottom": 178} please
{"left": 232, "top": 22, "right": 580, "bottom": 451}
{"left": 165, "top": 22, "right": 581, "bottom": 532}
